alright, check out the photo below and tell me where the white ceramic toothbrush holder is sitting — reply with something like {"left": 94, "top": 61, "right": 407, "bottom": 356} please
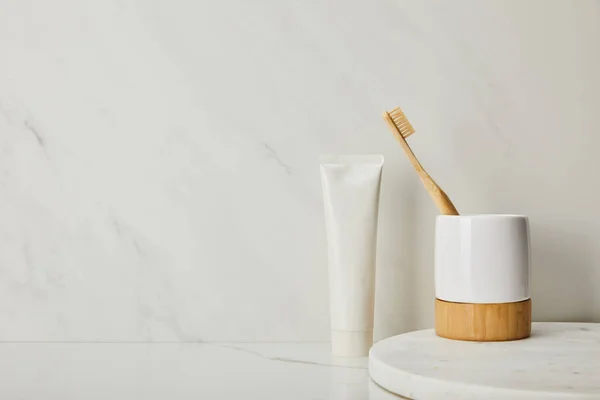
{"left": 434, "top": 214, "right": 531, "bottom": 341}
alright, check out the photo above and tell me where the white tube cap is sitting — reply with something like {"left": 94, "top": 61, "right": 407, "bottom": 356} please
{"left": 331, "top": 330, "right": 373, "bottom": 357}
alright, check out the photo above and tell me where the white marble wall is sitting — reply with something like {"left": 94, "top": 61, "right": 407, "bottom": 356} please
{"left": 0, "top": 0, "right": 599, "bottom": 342}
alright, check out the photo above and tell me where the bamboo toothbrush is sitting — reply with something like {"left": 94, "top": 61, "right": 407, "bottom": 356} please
{"left": 383, "top": 107, "right": 459, "bottom": 215}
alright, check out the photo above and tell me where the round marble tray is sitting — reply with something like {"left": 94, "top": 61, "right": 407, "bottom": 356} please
{"left": 369, "top": 322, "right": 600, "bottom": 400}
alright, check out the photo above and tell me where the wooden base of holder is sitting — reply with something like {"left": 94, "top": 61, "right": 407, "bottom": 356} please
{"left": 435, "top": 298, "right": 531, "bottom": 342}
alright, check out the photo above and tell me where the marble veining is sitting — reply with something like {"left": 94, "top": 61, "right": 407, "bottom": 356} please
{"left": 0, "top": 0, "right": 599, "bottom": 343}
{"left": 0, "top": 342, "right": 379, "bottom": 400}
{"left": 261, "top": 143, "right": 294, "bottom": 175}
{"left": 217, "top": 344, "right": 368, "bottom": 370}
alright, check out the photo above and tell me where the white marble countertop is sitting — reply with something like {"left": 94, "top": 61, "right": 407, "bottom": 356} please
{"left": 370, "top": 323, "right": 600, "bottom": 400}
{"left": 0, "top": 341, "right": 398, "bottom": 400}
{"left": 7, "top": 324, "right": 597, "bottom": 399}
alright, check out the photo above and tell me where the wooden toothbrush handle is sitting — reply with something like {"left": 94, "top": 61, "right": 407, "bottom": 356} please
{"left": 418, "top": 175, "right": 459, "bottom": 215}
{"left": 439, "top": 191, "right": 459, "bottom": 215}
{"left": 383, "top": 114, "right": 459, "bottom": 215}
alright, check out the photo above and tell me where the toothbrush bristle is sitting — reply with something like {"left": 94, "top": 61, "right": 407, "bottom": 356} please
{"left": 388, "top": 107, "right": 415, "bottom": 138}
